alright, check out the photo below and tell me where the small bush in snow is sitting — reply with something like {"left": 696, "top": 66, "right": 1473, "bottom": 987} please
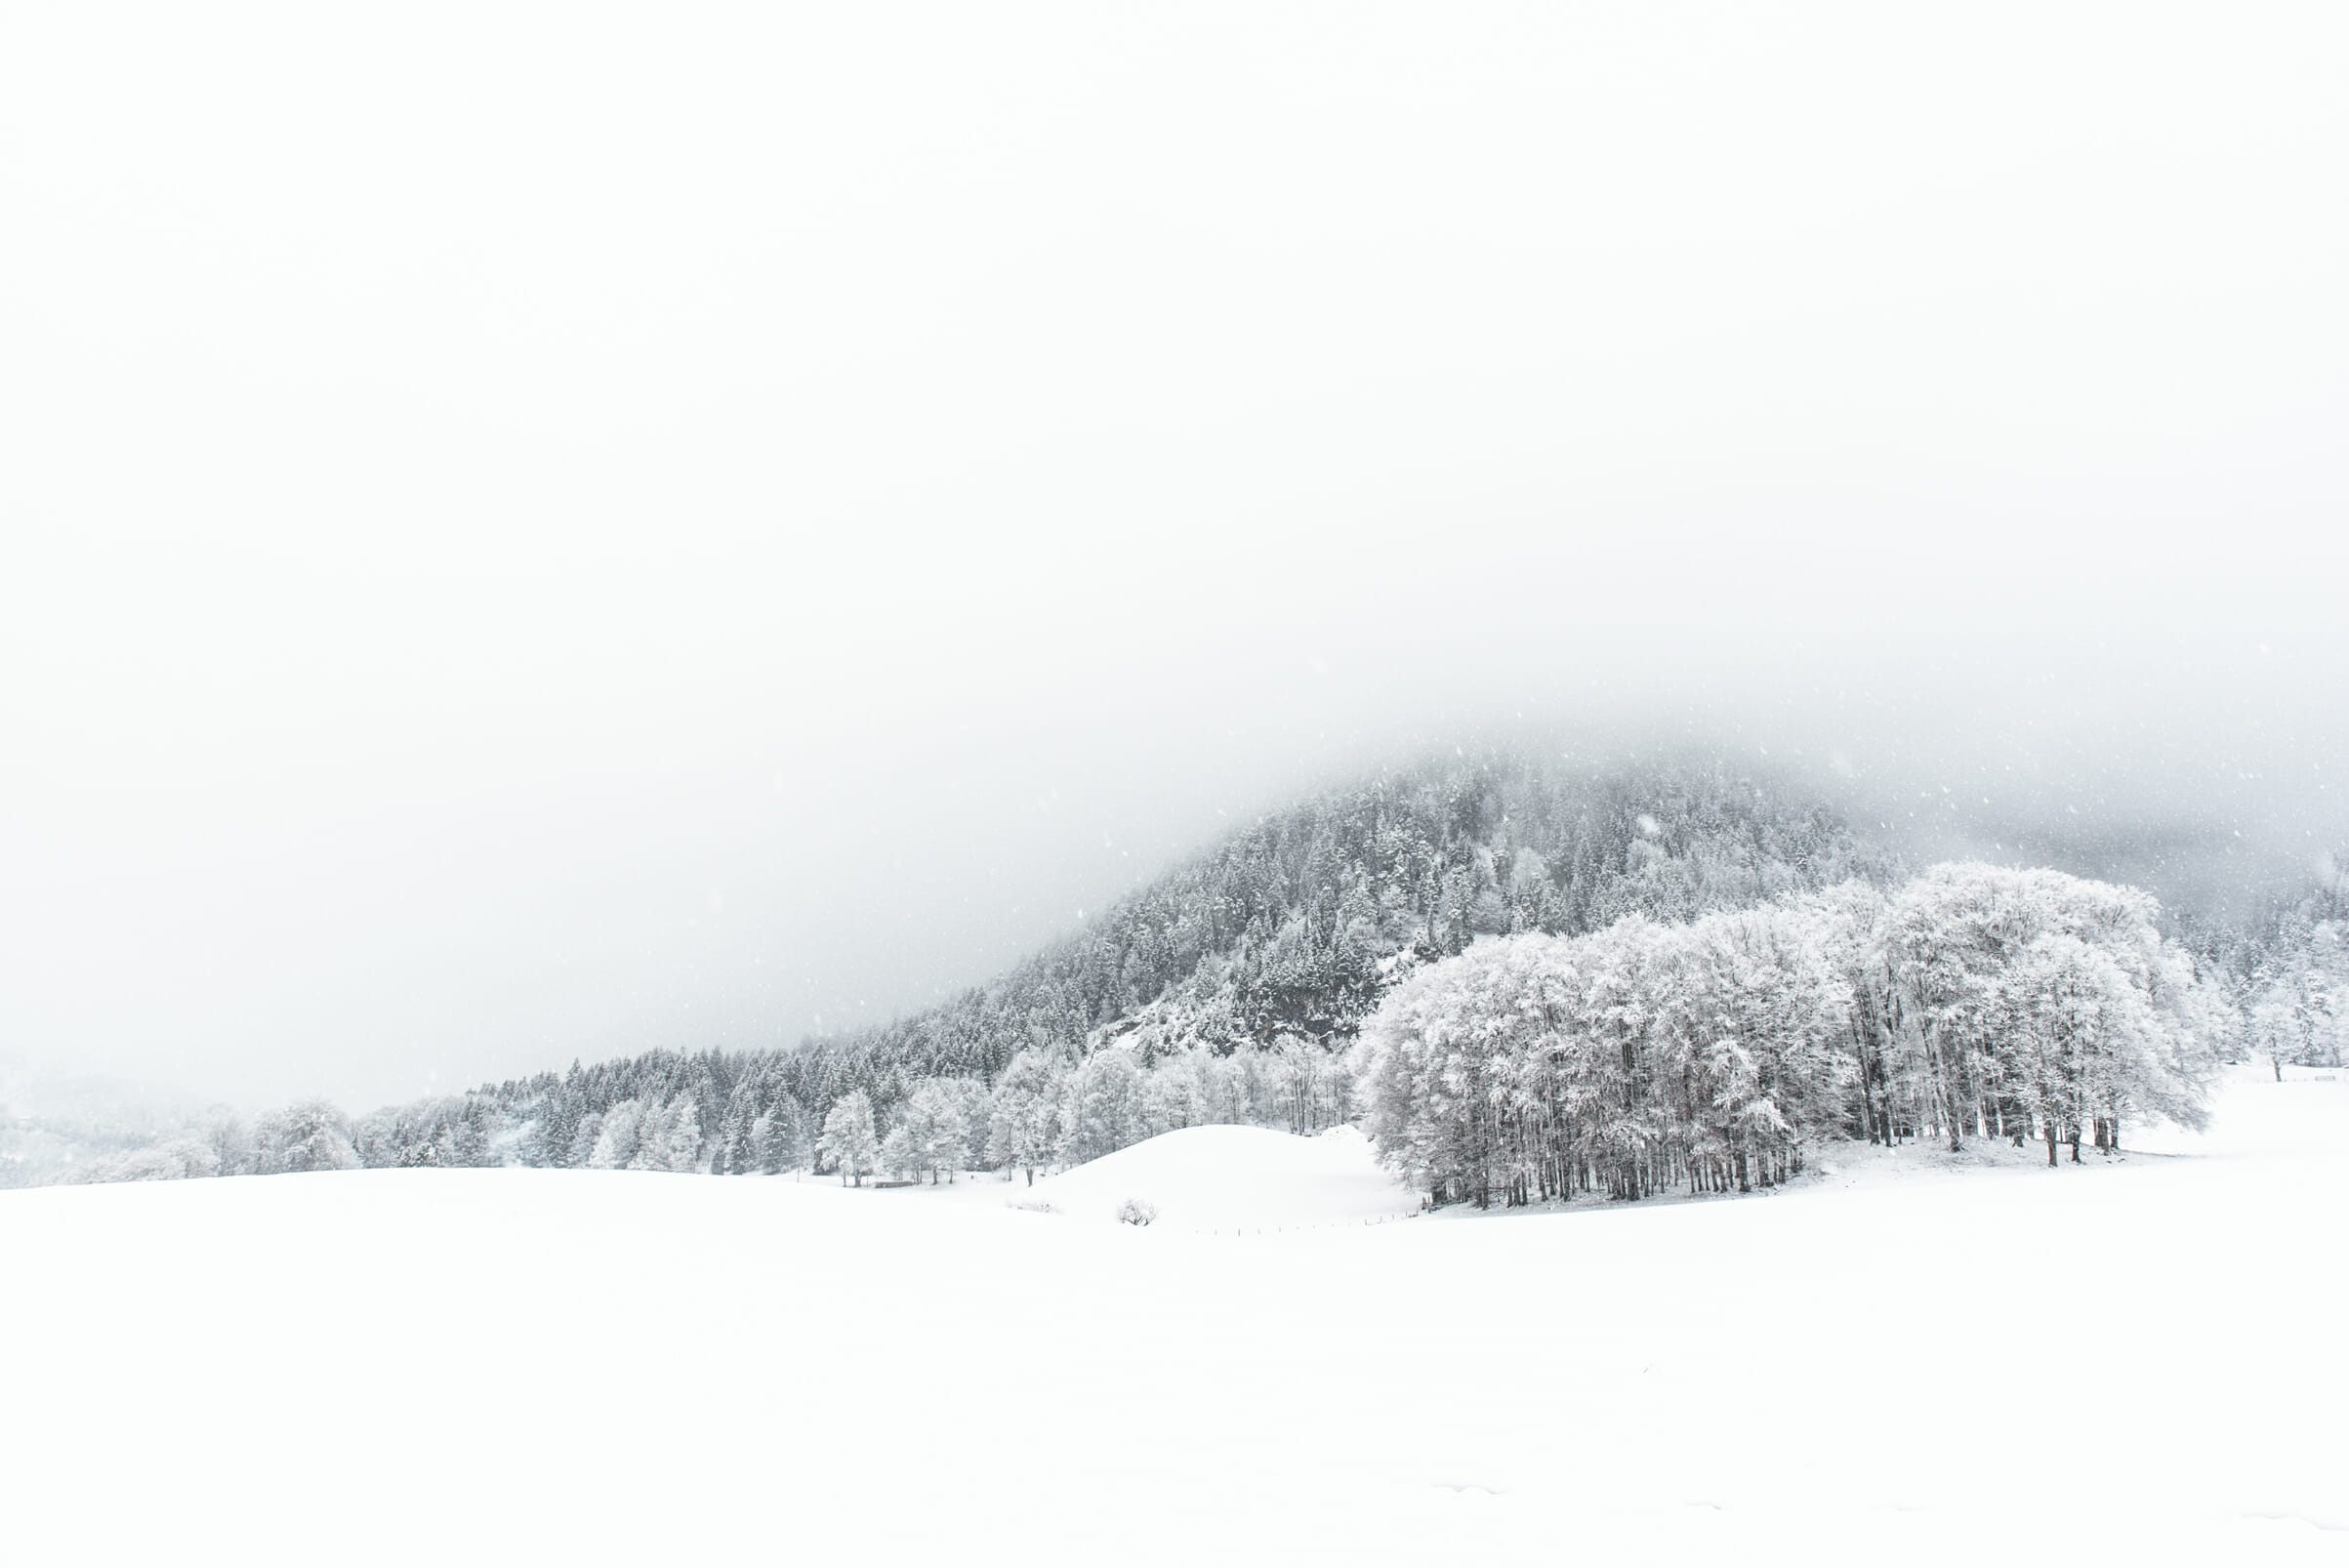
{"left": 1117, "top": 1197, "right": 1158, "bottom": 1226}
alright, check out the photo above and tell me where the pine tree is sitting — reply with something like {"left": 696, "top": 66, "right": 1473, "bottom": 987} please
{"left": 760, "top": 1094, "right": 811, "bottom": 1175}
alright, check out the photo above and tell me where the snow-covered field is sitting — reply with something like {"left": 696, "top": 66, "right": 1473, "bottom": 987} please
{"left": 1017, "top": 1123, "right": 1420, "bottom": 1231}
{"left": 4, "top": 1067, "right": 2343, "bottom": 1565}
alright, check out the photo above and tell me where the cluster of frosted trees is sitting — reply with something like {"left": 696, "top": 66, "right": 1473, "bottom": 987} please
{"left": 1351, "top": 863, "right": 2224, "bottom": 1207}
{"left": 812, "top": 1038, "right": 1352, "bottom": 1186}
{"left": 570, "top": 1096, "right": 704, "bottom": 1172}
{"left": 73, "top": 1097, "right": 366, "bottom": 1184}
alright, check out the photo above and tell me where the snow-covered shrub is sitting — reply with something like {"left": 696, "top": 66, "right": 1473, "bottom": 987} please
{"left": 1116, "top": 1196, "right": 1158, "bottom": 1226}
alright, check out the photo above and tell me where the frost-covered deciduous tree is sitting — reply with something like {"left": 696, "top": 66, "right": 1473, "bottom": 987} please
{"left": 590, "top": 1099, "right": 645, "bottom": 1170}
{"left": 1270, "top": 1036, "right": 1346, "bottom": 1135}
{"left": 896, "top": 1081, "right": 968, "bottom": 1183}
{"left": 1349, "top": 932, "right": 1542, "bottom": 1209}
{"left": 1140, "top": 1050, "right": 1214, "bottom": 1135}
{"left": 1058, "top": 1050, "right": 1147, "bottom": 1166}
{"left": 630, "top": 1097, "right": 701, "bottom": 1173}
{"left": 1668, "top": 903, "right": 1853, "bottom": 1192}
{"left": 1884, "top": 864, "right": 2214, "bottom": 1153}
{"left": 819, "top": 1091, "right": 878, "bottom": 1186}
{"left": 986, "top": 1051, "right": 1063, "bottom": 1184}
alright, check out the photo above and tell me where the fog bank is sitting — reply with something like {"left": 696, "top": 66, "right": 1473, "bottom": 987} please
{"left": 3, "top": 2, "right": 2343, "bottom": 1108}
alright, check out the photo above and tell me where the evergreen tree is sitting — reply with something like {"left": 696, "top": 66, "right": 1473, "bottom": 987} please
{"left": 758, "top": 1094, "right": 810, "bottom": 1175}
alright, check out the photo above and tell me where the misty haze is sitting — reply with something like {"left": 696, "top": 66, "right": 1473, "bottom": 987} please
{"left": 3, "top": 4, "right": 2345, "bottom": 1564}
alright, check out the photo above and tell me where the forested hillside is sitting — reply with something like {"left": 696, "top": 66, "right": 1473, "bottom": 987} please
{"left": 43, "top": 752, "right": 1884, "bottom": 1183}
{"left": 786, "top": 750, "right": 1888, "bottom": 1091}
{"left": 40, "top": 749, "right": 2342, "bottom": 1195}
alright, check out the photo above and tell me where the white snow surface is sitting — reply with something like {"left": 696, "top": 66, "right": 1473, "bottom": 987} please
{"left": 1020, "top": 1123, "right": 1419, "bottom": 1230}
{"left": 4, "top": 1067, "right": 2345, "bottom": 1566}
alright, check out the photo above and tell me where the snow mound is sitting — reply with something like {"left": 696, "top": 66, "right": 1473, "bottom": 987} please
{"left": 1023, "top": 1124, "right": 1417, "bottom": 1232}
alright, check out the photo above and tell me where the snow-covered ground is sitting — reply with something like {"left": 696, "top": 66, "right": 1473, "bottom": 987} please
{"left": 1016, "top": 1123, "right": 1419, "bottom": 1231}
{"left": 3, "top": 1066, "right": 2343, "bottom": 1565}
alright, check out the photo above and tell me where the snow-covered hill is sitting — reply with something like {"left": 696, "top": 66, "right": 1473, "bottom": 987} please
{"left": 2, "top": 1067, "right": 2342, "bottom": 1565}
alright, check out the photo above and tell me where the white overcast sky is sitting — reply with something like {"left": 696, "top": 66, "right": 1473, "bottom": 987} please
{"left": 3, "top": 2, "right": 2345, "bottom": 1110}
